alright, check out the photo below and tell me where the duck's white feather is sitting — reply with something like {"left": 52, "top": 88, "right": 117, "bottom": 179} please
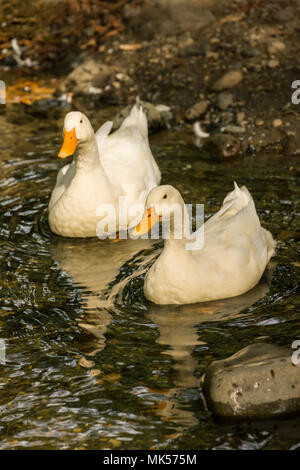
{"left": 95, "top": 120, "right": 113, "bottom": 156}
{"left": 96, "top": 105, "right": 161, "bottom": 215}
{"left": 144, "top": 183, "right": 276, "bottom": 305}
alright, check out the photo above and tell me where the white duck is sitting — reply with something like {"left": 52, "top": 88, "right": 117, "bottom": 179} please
{"left": 49, "top": 106, "right": 161, "bottom": 237}
{"left": 132, "top": 183, "right": 276, "bottom": 305}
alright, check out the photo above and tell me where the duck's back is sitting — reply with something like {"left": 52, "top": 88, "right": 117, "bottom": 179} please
{"left": 145, "top": 183, "right": 276, "bottom": 304}
{"left": 192, "top": 183, "right": 276, "bottom": 298}
{"left": 96, "top": 106, "right": 161, "bottom": 211}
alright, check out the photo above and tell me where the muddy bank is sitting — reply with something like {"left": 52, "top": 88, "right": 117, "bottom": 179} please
{"left": 1, "top": 0, "right": 300, "bottom": 155}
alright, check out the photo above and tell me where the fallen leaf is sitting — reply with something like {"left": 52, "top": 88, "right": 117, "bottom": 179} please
{"left": 6, "top": 79, "right": 56, "bottom": 105}
{"left": 78, "top": 357, "right": 95, "bottom": 368}
{"left": 220, "top": 12, "right": 245, "bottom": 24}
{"left": 120, "top": 43, "right": 143, "bottom": 51}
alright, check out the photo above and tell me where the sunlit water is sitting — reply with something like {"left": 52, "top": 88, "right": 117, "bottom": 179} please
{"left": 0, "top": 102, "right": 299, "bottom": 450}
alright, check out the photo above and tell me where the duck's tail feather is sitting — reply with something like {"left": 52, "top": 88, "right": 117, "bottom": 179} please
{"left": 120, "top": 105, "right": 148, "bottom": 139}
{"left": 261, "top": 227, "right": 276, "bottom": 263}
{"left": 216, "top": 182, "right": 252, "bottom": 219}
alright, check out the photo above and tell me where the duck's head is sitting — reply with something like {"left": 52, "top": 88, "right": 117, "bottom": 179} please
{"left": 132, "top": 185, "right": 185, "bottom": 236}
{"left": 58, "top": 111, "right": 94, "bottom": 158}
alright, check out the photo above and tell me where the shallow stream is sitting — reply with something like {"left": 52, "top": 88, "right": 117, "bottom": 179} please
{"left": 0, "top": 102, "right": 299, "bottom": 449}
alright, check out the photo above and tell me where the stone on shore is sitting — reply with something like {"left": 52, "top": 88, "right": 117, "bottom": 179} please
{"left": 212, "top": 70, "right": 243, "bottom": 91}
{"left": 217, "top": 92, "right": 234, "bottom": 111}
{"left": 185, "top": 100, "right": 210, "bottom": 121}
{"left": 56, "top": 58, "right": 118, "bottom": 95}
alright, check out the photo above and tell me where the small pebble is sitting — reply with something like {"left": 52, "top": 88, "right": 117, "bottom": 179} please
{"left": 236, "top": 111, "right": 245, "bottom": 125}
{"left": 222, "top": 125, "right": 245, "bottom": 134}
{"left": 185, "top": 100, "right": 210, "bottom": 121}
{"left": 217, "top": 92, "right": 234, "bottom": 111}
{"left": 268, "top": 59, "right": 279, "bottom": 68}
{"left": 268, "top": 40, "right": 285, "bottom": 55}
{"left": 272, "top": 119, "right": 282, "bottom": 127}
{"left": 212, "top": 70, "right": 243, "bottom": 91}
{"left": 255, "top": 119, "right": 264, "bottom": 126}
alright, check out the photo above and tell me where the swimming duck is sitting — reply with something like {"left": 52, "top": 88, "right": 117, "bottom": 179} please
{"left": 132, "top": 183, "right": 276, "bottom": 305}
{"left": 49, "top": 106, "right": 161, "bottom": 238}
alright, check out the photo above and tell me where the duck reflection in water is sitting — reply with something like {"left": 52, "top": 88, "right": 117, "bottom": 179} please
{"left": 51, "top": 238, "right": 273, "bottom": 430}
{"left": 142, "top": 265, "right": 273, "bottom": 429}
{"left": 51, "top": 236, "right": 157, "bottom": 354}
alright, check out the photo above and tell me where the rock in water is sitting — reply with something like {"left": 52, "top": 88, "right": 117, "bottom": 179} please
{"left": 203, "top": 133, "right": 240, "bottom": 157}
{"left": 202, "top": 342, "right": 300, "bottom": 419}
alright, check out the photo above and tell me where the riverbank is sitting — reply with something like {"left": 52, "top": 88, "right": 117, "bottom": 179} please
{"left": 1, "top": 0, "right": 300, "bottom": 155}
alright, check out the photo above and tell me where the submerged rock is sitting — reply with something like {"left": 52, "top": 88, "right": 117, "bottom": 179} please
{"left": 202, "top": 342, "right": 300, "bottom": 419}
{"left": 203, "top": 132, "right": 240, "bottom": 157}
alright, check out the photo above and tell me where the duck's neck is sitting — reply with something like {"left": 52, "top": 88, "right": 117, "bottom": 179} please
{"left": 163, "top": 206, "right": 190, "bottom": 251}
{"left": 164, "top": 237, "right": 188, "bottom": 251}
{"left": 75, "top": 136, "right": 102, "bottom": 172}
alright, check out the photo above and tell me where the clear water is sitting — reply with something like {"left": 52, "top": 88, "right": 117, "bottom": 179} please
{"left": 0, "top": 102, "right": 299, "bottom": 450}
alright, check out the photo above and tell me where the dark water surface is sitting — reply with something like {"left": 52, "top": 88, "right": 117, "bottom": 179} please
{"left": 0, "top": 103, "right": 299, "bottom": 449}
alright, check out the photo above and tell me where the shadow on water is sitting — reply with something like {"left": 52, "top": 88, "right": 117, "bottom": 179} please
{"left": 0, "top": 104, "right": 299, "bottom": 449}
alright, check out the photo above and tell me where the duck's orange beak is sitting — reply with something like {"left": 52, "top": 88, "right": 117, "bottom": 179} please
{"left": 58, "top": 128, "right": 78, "bottom": 158}
{"left": 132, "top": 207, "right": 160, "bottom": 236}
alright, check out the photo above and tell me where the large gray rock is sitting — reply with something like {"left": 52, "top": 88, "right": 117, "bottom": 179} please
{"left": 202, "top": 342, "right": 300, "bottom": 419}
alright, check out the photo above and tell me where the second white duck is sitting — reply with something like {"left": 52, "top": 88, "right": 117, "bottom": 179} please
{"left": 49, "top": 106, "right": 161, "bottom": 238}
{"left": 132, "top": 183, "right": 276, "bottom": 305}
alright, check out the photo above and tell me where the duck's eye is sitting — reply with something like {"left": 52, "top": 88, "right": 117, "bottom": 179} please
{"left": 80, "top": 119, "right": 83, "bottom": 123}
{"left": 163, "top": 194, "right": 167, "bottom": 199}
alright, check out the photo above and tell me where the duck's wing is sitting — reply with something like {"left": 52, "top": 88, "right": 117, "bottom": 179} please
{"left": 48, "top": 161, "right": 75, "bottom": 210}
{"left": 98, "top": 106, "right": 161, "bottom": 208}
{"left": 202, "top": 182, "right": 275, "bottom": 262}
{"left": 118, "top": 105, "right": 161, "bottom": 185}
{"left": 213, "top": 182, "right": 252, "bottom": 220}
{"left": 95, "top": 120, "right": 113, "bottom": 156}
